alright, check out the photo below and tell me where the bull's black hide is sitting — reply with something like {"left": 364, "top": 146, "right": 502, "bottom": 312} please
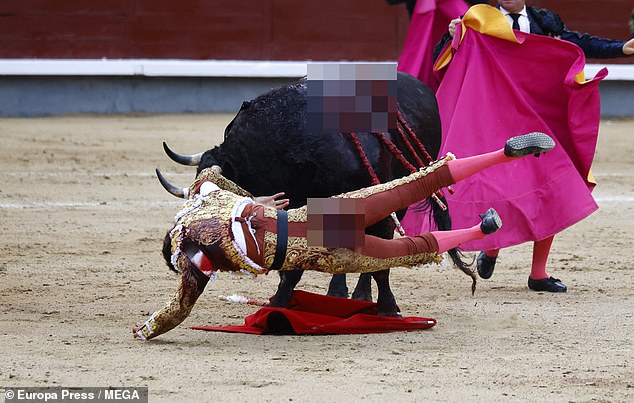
{"left": 199, "top": 72, "right": 441, "bottom": 208}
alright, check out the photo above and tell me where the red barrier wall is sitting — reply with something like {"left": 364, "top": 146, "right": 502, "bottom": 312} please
{"left": 0, "top": 1, "right": 631, "bottom": 62}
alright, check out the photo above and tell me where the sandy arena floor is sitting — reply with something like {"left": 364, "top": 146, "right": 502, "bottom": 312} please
{"left": 0, "top": 115, "right": 632, "bottom": 402}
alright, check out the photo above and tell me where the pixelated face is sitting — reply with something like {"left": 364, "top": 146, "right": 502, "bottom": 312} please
{"left": 306, "top": 198, "right": 366, "bottom": 249}
{"left": 498, "top": 0, "right": 525, "bottom": 13}
{"left": 305, "top": 62, "right": 397, "bottom": 134}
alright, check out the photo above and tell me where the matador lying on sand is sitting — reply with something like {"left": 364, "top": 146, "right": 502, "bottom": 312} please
{"left": 133, "top": 132, "right": 555, "bottom": 340}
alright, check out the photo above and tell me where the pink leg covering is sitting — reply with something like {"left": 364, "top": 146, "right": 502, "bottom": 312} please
{"left": 530, "top": 235, "right": 554, "bottom": 280}
{"left": 447, "top": 149, "right": 515, "bottom": 182}
{"left": 431, "top": 223, "right": 485, "bottom": 254}
{"left": 484, "top": 249, "right": 500, "bottom": 258}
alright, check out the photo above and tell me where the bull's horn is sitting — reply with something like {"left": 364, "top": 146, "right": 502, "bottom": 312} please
{"left": 155, "top": 168, "right": 188, "bottom": 199}
{"left": 162, "top": 142, "right": 203, "bottom": 166}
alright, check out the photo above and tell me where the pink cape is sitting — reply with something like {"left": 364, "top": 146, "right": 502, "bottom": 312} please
{"left": 397, "top": 0, "right": 469, "bottom": 91}
{"left": 401, "top": 11, "right": 604, "bottom": 251}
{"left": 192, "top": 291, "right": 436, "bottom": 335}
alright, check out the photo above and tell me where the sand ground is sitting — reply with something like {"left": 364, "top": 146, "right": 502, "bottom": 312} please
{"left": 0, "top": 115, "right": 632, "bottom": 402}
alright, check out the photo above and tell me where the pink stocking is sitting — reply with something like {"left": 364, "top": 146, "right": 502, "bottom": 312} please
{"left": 530, "top": 235, "right": 554, "bottom": 280}
{"left": 447, "top": 149, "right": 516, "bottom": 182}
{"left": 431, "top": 224, "right": 485, "bottom": 254}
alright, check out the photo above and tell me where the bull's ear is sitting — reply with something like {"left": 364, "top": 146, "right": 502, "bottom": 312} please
{"left": 155, "top": 168, "right": 187, "bottom": 198}
{"left": 224, "top": 101, "right": 251, "bottom": 139}
{"left": 162, "top": 142, "right": 203, "bottom": 166}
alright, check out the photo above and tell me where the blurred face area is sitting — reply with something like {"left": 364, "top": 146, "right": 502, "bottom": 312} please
{"left": 498, "top": 0, "right": 526, "bottom": 13}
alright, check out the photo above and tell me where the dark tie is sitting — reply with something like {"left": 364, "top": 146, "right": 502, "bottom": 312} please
{"left": 509, "top": 13, "right": 521, "bottom": 30}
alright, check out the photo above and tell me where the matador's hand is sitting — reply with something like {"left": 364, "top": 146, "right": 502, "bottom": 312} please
{"left": 448, "top": 18, "right": 462, "bottom": 38}
{"left": 133, "top": 320, "right": 155, "bottom": 340}
{"left": 254, "top": 192, "right": 290, "bottom": 210}
{"left": 132, "top": 322, "right": 144, "bottom": 339}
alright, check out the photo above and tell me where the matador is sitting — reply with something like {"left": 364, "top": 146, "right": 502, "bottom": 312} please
{"left": 134, "top": 132, "right": 555, "bottom": 340}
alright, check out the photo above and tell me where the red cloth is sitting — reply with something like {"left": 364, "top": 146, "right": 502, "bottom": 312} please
{"left": 192, "top": 290, "right": 436, "bottom": 335}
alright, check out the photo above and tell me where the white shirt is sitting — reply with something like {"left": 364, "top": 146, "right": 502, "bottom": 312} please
{"left": 231, "top": 197, "right": 259, "bottom": 256}
{"left": 500, "top": 5, "right": 530, "bottom": 33}
{"left": 200, "top": 180, "right": 260, "bottom": 257}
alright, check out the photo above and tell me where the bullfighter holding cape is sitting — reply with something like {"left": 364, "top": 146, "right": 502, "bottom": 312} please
{"left": 401, "top": 4, "right": 605, "bottom": 291}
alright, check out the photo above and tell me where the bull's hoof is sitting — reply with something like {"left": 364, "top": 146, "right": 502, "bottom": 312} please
{"left": 351, "top": 289, "right": 373, "bottom": 302}
{"left": 376, "top": 310, "right": 402, "bottom": 318}
{"left": 268, "top": 294, "right": 290, "bottom": 308}
{"left": 351, "top": 273, "right": 373, "bottom": 302}
{"left": 376, "top": 300, "right": 401, "bottom": 318}
{"left": 327, "top": 274, "right": 349, "bottom": 299}
{"left": 326, "top": 289, "right": 349, "bottom": 299}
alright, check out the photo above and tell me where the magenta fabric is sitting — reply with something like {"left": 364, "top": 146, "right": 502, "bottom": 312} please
{"left": 403, "top": 28, "right": 604, "bottom": 251}
{"left": 192, "top": 291, "right": 436, "bottom": 335}
{"left": 397, "top": 0, "right": 468, "bottom": 91}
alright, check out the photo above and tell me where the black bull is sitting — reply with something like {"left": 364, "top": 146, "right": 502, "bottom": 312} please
{"left": 160, "top": 72, "right": 470, "bottom": 316}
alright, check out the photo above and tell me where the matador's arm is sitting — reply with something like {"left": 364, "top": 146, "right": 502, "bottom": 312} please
{"left": 191, "top": 167, "right": 289, "bottom": 209}
{"left": 133, "top": 253, "right": 209, "bottom": 340}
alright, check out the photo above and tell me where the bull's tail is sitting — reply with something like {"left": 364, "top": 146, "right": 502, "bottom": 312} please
{"left": 431, "top": 195, "right": 477, "bottom": 294}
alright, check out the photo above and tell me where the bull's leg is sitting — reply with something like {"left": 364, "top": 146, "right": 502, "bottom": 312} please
{"left": 373, "top": 269, "right": 401, "bottom": 317}
{"left": 350, "top": 273, "right": 372, "bottom": 302}
{"left": 354, "top": 217, "right": 400, "bottom": 313}
{"left": 327, "top": 274, "right": 349, "bottom": 298}
{"left": 269, "top": 270, "right": 304, "bottom": 308}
